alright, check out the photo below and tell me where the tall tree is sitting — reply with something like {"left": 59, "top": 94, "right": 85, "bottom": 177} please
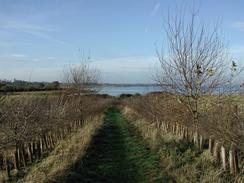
{"left": 155, "top": 8, "right": 229, "bottom": 129}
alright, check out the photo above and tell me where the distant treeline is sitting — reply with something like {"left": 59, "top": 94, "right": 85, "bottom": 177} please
{"left": 0, "top": 79, "right": 60, "bottom": 92}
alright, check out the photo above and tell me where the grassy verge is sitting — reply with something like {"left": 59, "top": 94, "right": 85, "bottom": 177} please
{"left": 122, "top": 107, "right": 234, "bottom": 183}
{"left": 55, "top": 107, "right": 171, "bottom": 183}
{"left": 157, "top": 140, "right": 232, "bottom": 182}
{"left": 17, "top": 115, "right": 104, "bottom": 183}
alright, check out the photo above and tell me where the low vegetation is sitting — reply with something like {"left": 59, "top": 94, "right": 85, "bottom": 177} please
{"left": 0, "top": 80, "right": 60, "bottom": 93}
{"left": 121, "top": 93, "right": 244, "bottom": 182}
{"left": 0, "top": 93, "right": 113, "bottom": 182}
{"left": 0, "top": 6, "right": 243, "bottom": 183}
{"left": 19, "top": 115, "right": 104, "bottom": 183}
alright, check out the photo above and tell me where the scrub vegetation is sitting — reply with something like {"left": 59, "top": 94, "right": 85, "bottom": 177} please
{"left": 121, "top": 93, "right": 244, "bottom": 182}
{"left": 0, "top": 93, "right": 113, "bottom": 183}
{"left": 0, "top": 5, "right": 243, "bottom": 183}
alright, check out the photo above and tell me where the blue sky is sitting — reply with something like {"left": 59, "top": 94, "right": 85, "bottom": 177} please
{"left": 0, "top": 0, "right": 244, "bottom": 83}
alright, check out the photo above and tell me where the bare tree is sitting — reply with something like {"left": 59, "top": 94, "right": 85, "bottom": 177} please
{"left": 64, "top": 53, "right": 101, "bottom": 94}
{"left": 154, "top": 7, "right": 244, "bottom": 175}
{"left": 155, "top": 8, "right": 230, "bottom": 133}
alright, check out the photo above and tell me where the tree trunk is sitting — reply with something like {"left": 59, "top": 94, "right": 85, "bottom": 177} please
{"left": 46, "top": 134, "right": 51, "bottom": 149}
{"left": 3, "top": 154, "right": 10, "bottom": 178}
{"left": 36, "top": 139, "right": 41, "bottom": 159}
{"left": 14, "top": 150, "right": 19, "bottom": 170}
{"left": 28, "top": 143, "right": 33, "bottom": 162}
{"left": 199, "top": 135, "right": 204, "bottom": 151}
{"left": 221, "top": 145, "right": 227, "bottom": 170}
{"left": 185, "top": 127, "right": 189, "bottom": 140}
{"left": 14, "top": 144, "right": 20, "bottom": 170}
{"left": 20, "top": 144, "right": 27, "bottom": 167}
{"left": 213, "top": 141, "right": 220, "bottom": 161}
{"left": 229, "top": 144, "right": 238, "bottom": 175}
{"left": 49, "top": 135, "right": 54, "bottom": 149}
{"left": 209, "top": 138, "right": 214, "bottom": 154}
{"left": 0, "top": 153, "right": 4, "bottom": 170}
{"left": 43, "top": 134, "right": 48, "bottom": 150}
{"left": 193, "top": 131, "right": 199, "bottom": 147}
{"left": 40, "top": 138, "right": 43, "bottom": 156}
{"left": 32, "top": 141, "right": 37, "bottom": 159}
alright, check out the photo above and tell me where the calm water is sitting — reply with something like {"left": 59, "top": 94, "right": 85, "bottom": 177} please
{"left": 98, "top": 85, "right": 161, "bottom": 96}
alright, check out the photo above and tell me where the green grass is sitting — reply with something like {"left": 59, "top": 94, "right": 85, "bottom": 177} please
{"left": 59, "top": 107, "right": 172, "bottom": 183}
{"left": 122, "top": 107, "right": 238, "bottom": 183}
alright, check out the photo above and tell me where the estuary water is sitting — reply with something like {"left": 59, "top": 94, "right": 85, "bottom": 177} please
{"left": 98, "top": 85, "right": 161, "bottom": 96}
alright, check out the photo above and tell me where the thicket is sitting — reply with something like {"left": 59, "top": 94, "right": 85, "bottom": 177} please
{"left": 122, "top": 93, "right": 244, "bottom": 182}
{"left": 0, "top": 93, "right": 113, "bottom": 182}
{"left": 19, "top": 115, "right": 104, "bottom": 183}
{"left": 118, "top": 7, "right": 243, "bottom": 182}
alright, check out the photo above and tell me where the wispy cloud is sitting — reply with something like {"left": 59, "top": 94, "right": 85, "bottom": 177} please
{"left": 0, "top": 54, "right": 59, "bottom": 65}
{"left": 47, "top": 57, "right": 55, "bottom": 60}
{"left": 0, "top": 53, "right": 26, "bottom": 59}
{"left": 232, "top": 21, "right": 244, "bottom": 31}
{"left": 145, "top": 2, "right": 161, "bottom": 33}
{"left": 0, "top": 19, "right": 73, "bottom": 47}
{"left": 2, "top": 22, "right": 53, "bottom": 32}
{"left": 0, "top": 20, "right": 53, "bottom": 37}
{"left": 0, "top": 67, "right": 63, "bottom": 82}
{"left": 92, "top": 56, "right": 157, "bottom": 83}
{"left": 8, "top": 54, "right": 25, "bottom": 57}
{"left": 93, "top": 56, "right": 156, "bottom": 69}
{"left": 150, "top": 3, "right": 160, "bottom": 17}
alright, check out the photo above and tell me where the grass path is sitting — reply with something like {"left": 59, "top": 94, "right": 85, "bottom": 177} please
{"left": 62, "top": 107, "right": 172, "bottom": 183}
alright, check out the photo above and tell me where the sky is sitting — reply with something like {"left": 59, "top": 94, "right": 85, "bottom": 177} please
{"left": 0, "top": 0, "right": 243, "bottom": 83}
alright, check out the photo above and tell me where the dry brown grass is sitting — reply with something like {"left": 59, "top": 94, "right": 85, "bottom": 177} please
{"left": 18, "top": 115, "right": 104, "bottom": 183}
{"left": 122, "top": 106, "right": 236, "bottom": 183}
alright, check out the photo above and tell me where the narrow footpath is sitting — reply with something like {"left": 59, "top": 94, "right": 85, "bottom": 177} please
{"left": 63, "top": 107, "right": 172, "bottom": 183}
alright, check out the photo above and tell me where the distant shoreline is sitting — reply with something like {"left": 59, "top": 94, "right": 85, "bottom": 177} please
{"left": 98, "top": 83, "right": 160, "bottom": 87}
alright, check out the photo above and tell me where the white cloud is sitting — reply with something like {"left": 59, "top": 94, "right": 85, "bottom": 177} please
{"left": 232, "top": 21, "right": 244, "bottom": 31}
{"left": 93, "top": 56, "right": 156, "bottom": 71}
{"left": 0, "top": 54, "right": 26, "bottom": 58}
{"left": 0, "top": 55, "right": 161, "bottom": 83}
{"left": 2, "top": 22, "right": 53, "bottom": 32}
{"left": 10, "top": 54, "right": 26, "bottom": 57}
{"left": 90, "top": 56, "right": 159, "bottom": 83}
{"left": 0, "top": 67, "right": 63, "bottom": 82}
{"left": 47, "top": 57, "right": 55, "bottom": 60}
{"left": 0, "top": 19, "right": 73, "bottom": 47}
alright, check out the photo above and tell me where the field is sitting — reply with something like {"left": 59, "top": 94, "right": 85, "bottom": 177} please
{"left": 0, "top": 91, "right": 242, "bottom": 183}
